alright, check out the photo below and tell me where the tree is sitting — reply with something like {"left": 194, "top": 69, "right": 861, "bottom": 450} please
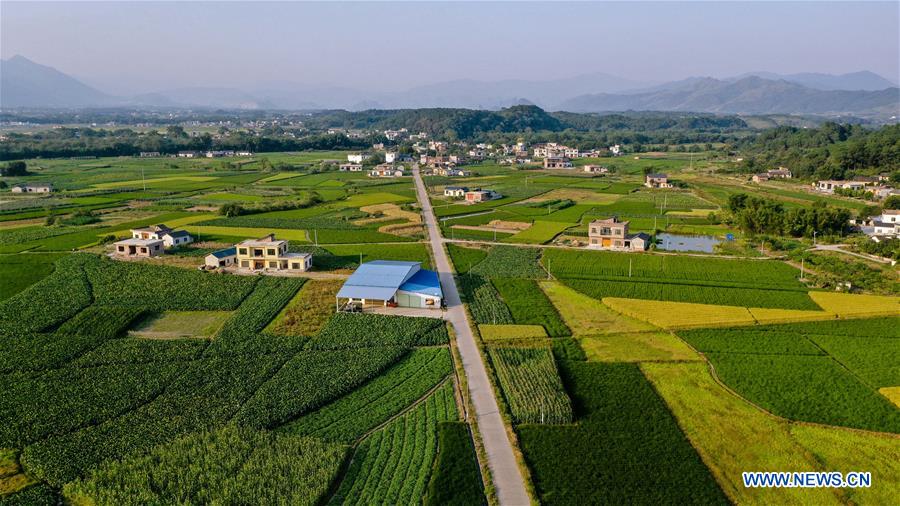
{"left": 1, "top": 161, "right": 29, "bottom": 177}
{"left": 219, "top": 203, "right": 244, "bottom": 217}
{"left": 883, "top": 195, "right": 900, "bottom": 210}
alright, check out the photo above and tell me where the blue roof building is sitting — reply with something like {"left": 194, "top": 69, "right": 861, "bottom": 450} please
{"left": 337, "top": 260, "right": 443, "bottom": 309}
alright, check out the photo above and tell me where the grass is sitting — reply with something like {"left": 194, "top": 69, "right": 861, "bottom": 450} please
{"left": 642, "top": 362, "right": 854, "bottom": 505}
{"left": 128, "top": 310, "right": 232, "bottom": 339}
{"left": 267, "top": 279, "right": 343, "bottom": 336}
{"left": 478, "top": 324, "right": 548, "bottom": 340}
{"left": 539, "top": 281, "right": 656, "bottom": 335}
{"left": 517, "top": 361, "right": 728, "bottom": 505}
{"left": 446, "top": 243, "right": 488, "bottom": 274}
{"left": 503, "top": 220, "right": 572, "bottom": 244}
{"left": 580, "top": 332, "right": 698, "bottom": 362}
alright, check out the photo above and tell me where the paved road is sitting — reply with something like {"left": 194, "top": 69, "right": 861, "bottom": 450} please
{"left": 413, "top": 167, "right": 531, "bottom": 506}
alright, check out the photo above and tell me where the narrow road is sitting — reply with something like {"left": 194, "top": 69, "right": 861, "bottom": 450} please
{"left": 810, "top": 244, "right": 894, "bottom": 265}
{"left": 413, "top": 167, "right": 531, "bottom": 506}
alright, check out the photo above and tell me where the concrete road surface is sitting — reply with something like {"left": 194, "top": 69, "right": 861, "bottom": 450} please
{"left": 413, "top": 166, "right": 531, "bottom": 506}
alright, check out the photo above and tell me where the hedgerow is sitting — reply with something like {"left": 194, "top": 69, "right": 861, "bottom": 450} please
{"left": 234, "top": 348, "right": 407, "bottom": 429}
{"left": 491, "top": 278, "right": 571, "bottom": 337}
{"left": 309, "top": 313, "right": 449, "bottom": 349}
{"left": 63, "top": 426, "right": 346, "bottom": 506}
{"left": 563, "top": 278, "right": 819, "bottom": 310}
{"left": 517, "top": 362, "right": 728, "bottom": 505}
{"left": 331, "top": 381, "right": 458, "bottom": 505}
{"left": 0, "top": 361, "right": 183, "bottom": 447}
{"left": 457, "top": 274, "right": 514, "bottom": 325}
{"left": 424, "top": 422, "right": 486, "bottom": 506}
{"left": 282, "top": 348, "right": 452, "bottom": 443}
{"left": 489, "top": 347, "right": 572, "bottom": 424}
{"left": 21, "top": 352, "right": 290, "bottom": 486}
{"left": 0, "top": 254, "right": 93, "bottom": 335}
{"left": 468, "top": 246, "right": 545, "bottom": 279}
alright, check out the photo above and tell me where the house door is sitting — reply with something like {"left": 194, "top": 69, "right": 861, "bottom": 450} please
{"left": 254, "top": 261, "right": 264, "bottom": 270}
{"left": 601, "top": 238, "right": 611, "bottom": 247}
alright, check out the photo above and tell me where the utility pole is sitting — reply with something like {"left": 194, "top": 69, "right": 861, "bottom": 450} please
{"left": 141, "top": 166, "right": 146, "bottom": 191}
{"left": 800, "top": 258, "right": 805, "bottom": 280}
{"left": 314, "top": 229, "right": 318, "bottom": 246}
{"left": 629, "top": 258, "right": 632, "bottom": 277}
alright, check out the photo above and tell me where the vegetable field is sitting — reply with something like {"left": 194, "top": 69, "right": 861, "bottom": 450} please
{"left": 491, "top": 278, "right": 571, "bottom": 336}
{"left": 489, "top": 347, "right": 573, "bottom": 424}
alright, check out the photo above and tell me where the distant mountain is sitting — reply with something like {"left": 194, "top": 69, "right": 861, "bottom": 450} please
{"left": 0, "top": 55, "right": 114, "bottom": 107}
{"left": 133, "top": 87, "right": 274, "bottom": 109}
{"left": 730, "top": 71, "right": 897, "bottom": 91}
{"left": 558, "top": 76, "right": 900, "bottom": 117}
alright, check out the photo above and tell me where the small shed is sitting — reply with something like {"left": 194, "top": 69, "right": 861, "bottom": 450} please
{"left": 205, "top": 247, "right": 237, "bottom": 268}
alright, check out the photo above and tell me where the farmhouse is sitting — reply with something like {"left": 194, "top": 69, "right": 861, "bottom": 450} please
{"left": 347, "top": 153, "right": 372, "bottom": 164}
{"left": 588, "top": 217, "right": 649, "bottom": 251}
{"left": 751, "top": 173, "right": 769, "bottom": 183}
{"left": 369, "top": 164, "right": 405, "bottom": 178}
{"left": 435, "top": 167, "right": 471, "bottom": 177}
{"left": 10, "top": 183, "right": 53, "bottom": 193}
{"left": 131, "top": 224, "right": 194, "bottom": 248}
{"left": 465, "top": 189, "right": 501, "bottom": 203}
{"left": 113, "top": 238, "right": 164, "bottom": 258}
{"left": 609, "top": 144, "right": 623, "bottom": 156}
{"left": 336, "top": 260, "right": 443, "bottom": 309}
{"left": 444, "top": 186, "right": 469, "bottom": 198}
{"left": 583, "top": 165, "right": 609, "bottom": 174}
{"left": 544, "top": 157, "right": 573, "bottom": 169}
{"left": 767, "top": 167, "right": 792, "bottom": 179}
{"left": 815, "top": 180, "right": 866, "bottom": 193}
{"left": 204, "top": 247, "right": 237, "bottom": 268}
{"left": 645, "top": 173, "right": 673, "bottom": 189}
{"left": 235, "top": 234, "right": 312, "bottom": 272}
{"left": 177, "top": 151, "right": 200, "bottom": 158}
{"left": 339, "top": 163, "right": 363, "bottom": 172}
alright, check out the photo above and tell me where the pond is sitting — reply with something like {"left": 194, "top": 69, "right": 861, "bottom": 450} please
{"left": 656, "top": 233, "right": 722, "bottom": 253}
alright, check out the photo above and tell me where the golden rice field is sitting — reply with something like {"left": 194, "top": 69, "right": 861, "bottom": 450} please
{"left": 602, "top": 298, "right": 757, "bottom": 329}
{"left": 93, "top": 175, "right": 217, "bottom": 189}
{"left": 478, "top": 324, "right": 548, "bottom": 340}
{"left": 809, "top": 291, "right": 900, "bottom": 318}
{"left": 539, "top": 281, "right": 655, "bottom": 335}
{"left": 579, "top": 332, "right": 698, "bottom": 362}
{"left": 880, "top": 387, "right": 900, "bottom": 409}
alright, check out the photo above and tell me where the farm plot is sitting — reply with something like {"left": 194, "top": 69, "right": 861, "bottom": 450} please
{"left": 267, "top": 279, "right": 343, "bottom": 336}
{"left": 211, "top": 276, "right": 305, "bottom": 354}
{"left": 282, "top": 348, "right": 452, "bottom": 443}
{"left": 457, "top": 274, "right": 514, "bottom": 325}
{"left": 290, "top": 243, "right": 431, "bottom": 271}
{"left": 63, "top": 426, "right": 345, "bottom": 506}
{"left": 424, "top": 422, "right": 485, "bottom": 506}
{"left": 580, "top": 332, "right": 698, "bottom": 362}
{"left": 0, "top": 253, "right": 66, "bottom": 301}
{"left": 539, "top": 281, "right": 655, "bottom": 335}
{"left": 478, "top": 324, "right": 548, "bottom": 341}
{"left": 128, "top": 311, "right": 231, "bottom": 339}
{"left": 489, "top": 347, "right": 572, "bottom": 424}
{"left": 446, "top": 243, "right": 488, "bottom": 273}
{"left": 468, "top": 246, "right": 545, "bottom": 279}
{"left": 491, "top": 278, "right": 570, "bottom": 337}
{"left": 309, "top": 313, "right": 448, "bottom": 349}
{"left": 503, "top": 221, "right": 572, "bottom": 244}
{"left": 517, "top": 361, "right": 728, "bottom": 505}
{"left": 330, "top": 381, "right": 458, "bottom": 505}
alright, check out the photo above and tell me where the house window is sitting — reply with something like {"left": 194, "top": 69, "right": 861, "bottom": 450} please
{"left": 118, "top": 246, "right": 124, "bottom": 252}
{"left": 241, "top": 260, "right": 249, "bottom": 268}
{"left": 269, "top": 261, "right": 278, "bottom": 268}
{"left": 291, "top": 263, "right": 300, "bottom": 269}
{"left": 238, "top": 248, "right": 248, "bottom": 255}
{"left": 267, "top": 249, "right": 276, "bottom": 256}
{"left": 140, "top": 248, "right": 147, "bottom": 253}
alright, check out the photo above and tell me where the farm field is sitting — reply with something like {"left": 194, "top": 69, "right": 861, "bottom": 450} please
{"left": 0, "top": 151, "right": 487, "bottom": 505}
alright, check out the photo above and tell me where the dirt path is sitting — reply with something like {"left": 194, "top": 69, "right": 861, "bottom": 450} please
{"left": 413, "top": 165, "right": 530, "bottom": 506}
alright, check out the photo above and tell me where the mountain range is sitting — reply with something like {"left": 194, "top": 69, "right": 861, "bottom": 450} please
{"left": 1, "top": 55, "right": 898, "bottom": 118}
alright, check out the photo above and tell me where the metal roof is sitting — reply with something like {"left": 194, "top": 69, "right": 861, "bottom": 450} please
{"left": 398, "top": 269, "right": 443, "bottom": 298}
{"left": 209, "top": 247, "right": 236, "bottom": 259}
{"left": 336, "top": 260, "right": 423, "bottom": 300}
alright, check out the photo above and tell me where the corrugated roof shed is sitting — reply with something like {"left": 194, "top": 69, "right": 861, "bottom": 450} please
{"left": 336, "top": 260, "right": 422, "bottom": 301}
{"left": 399, "top": 269, "right": 443, "bottom": 298}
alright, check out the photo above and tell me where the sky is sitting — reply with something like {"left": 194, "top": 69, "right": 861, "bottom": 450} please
{"left": 2, "top": 1, "right": 898, "bottom": 94}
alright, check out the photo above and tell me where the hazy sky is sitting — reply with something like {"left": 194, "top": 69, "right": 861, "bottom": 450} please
{"left": 2, "top": 1, "right": 898, "bottom": 94}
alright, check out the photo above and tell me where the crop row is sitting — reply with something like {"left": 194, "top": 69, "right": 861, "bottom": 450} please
{"left": 234, "top": 348, "right": 407, "bottom": 429}
{"left": 517, "top": 361, "right": 728, "bottom": 505}
{"left": 87, "top": 255, "right": 257, "bottom": 311}
{"left": 21, "top": 351, "right": 291, "bottom": 486}
{"left": 72, "top": 338, "right": 207, "bottom": 367}
{"left": 332, "top": 381, "right": 458, "bottom": 505}
{"left": 563, "top": 278, "right": 819, "bottom": 310}
{"left": 63, "top": 425, "right": 346, "bottom": 506}
{"left": 210, "top": 276, "right": 306, "bottom": 354}
{"left": 489, "top": 347, "right": 573, "bottom": 425}
{"left": 544, "top": 249, "right": 805, "bottom": 289}
{"left": 282, "top": 348, "right": 452, "bottom": 443}
{"left": 0, "top": 361, "right": 184, "bottom": 448}
{"left": 469, "top": 246, "right": 546, "bottom": 279}
{"left": 0, "top": 254, "right": 93, "bottom": 335}
{"left": 423, "top": 422, "right": 485, "bottom": 506}
{"left": 491, "top": 278, "right": 571, "bottom": 337}
{"left": 310, "top": 313, "right": 449, "bottom": 349}
{"left": 457, "top": 274, "right": 514, "bottom": 325}
{"left": 57, "top": 305, "right": 147, "bottom": 340}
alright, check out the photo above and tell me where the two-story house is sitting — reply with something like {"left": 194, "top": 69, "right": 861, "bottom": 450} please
{"left": 588, "top": 217, "right": 649, "bottom": 251}
{"left": 235, "top": 234, "right": 312, "bottom": 272}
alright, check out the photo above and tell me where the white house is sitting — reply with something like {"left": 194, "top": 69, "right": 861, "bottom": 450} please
{"left": 609, "top": 144, "right": 623, "bottom": 156}
{"left": 10, "top": 183, "right": 53, "bottom": 193}
{"left": 444, "top": 186, "right": 469, "bottom": 198}
{"left": 339, "top": 163, "right": 363, "bottom": 172}
{"left": 815, "top": 180, "right": 866, "bottom": 193}
{"left": 369, "top": 164, "right": 405, "bottom": 178}
{"left": 204, "top": 247, "right": 237, "bottom": 268}
{"left": 347, "top": 153, "right": 372, "bottom": 164}
{"left": 583, "top": 165, "right": 609, "bottom": 174}
{"left": 130, "top": 224, "right": 194, "bottom": 248}
{"left": 385, "top": 152, "right": 398, "bottom": 163}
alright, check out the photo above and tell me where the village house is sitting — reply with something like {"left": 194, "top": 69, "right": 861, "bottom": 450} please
{"left": 336, "top": 260, "right": 443, "bottom": 310}
{"left": 10, "top": 183, "right": 53, "bottom": 193}
{"left": 588, "top": 217, "right": 650, "bottom": 251}
{"left": 767, "top": 167, "right": 792, "bottom": 179}
{"left": 383, "top": 128, "right": 408, "bottom": 141}
{"left": 645, "top": 173, "right": 673, "bottom": 188}
{"left": 428, "top": 140, "right": 449, "bottom": 152}
{"left": 544, "top": 157, "right": 573, "bottom": 169}
{"left": 347, "top": 153, "right": 372, "bottom": 164}
{"left": 369, "top": 164, "right": 405, "bottom": 178}
{"left": 130, "top": 224, "right": 194, "bottom": 248}
{"left": 205, "top": 150, "right": 235, "bottom": 158}
{"left": 871, "top": 186, "right": 900, "bottom": 200}
{"left": 583, "top": 165, "right": 609, "bottom": 174}
{"left": 113, "top": 238, "right": 164, "bottom": 258}
{"left": 815, "top": 180, "right": 867, "bottom": 193}
{"left": 204, "top": 247, "right": 237, "bottom": 269}
{"left": 235, "top": 234, "right": 312, "bottom": 272}
{"left": 385, "top": 152, "right": 398, "bottom": 163}
{"left": 465, "top": 189, "right": 501, "bottom": 203}
{"left": 751, "top": 173, "right": 770, "bottom": 183}
{"left": 533, "top": 142, "right": 570, "bottom": 159}
{"left": 139, "top": 152, "right": 161, "bottom": 158}
{"left": 609, "top": 144, "right": 623, "bottom": 156}
{"left": 236, "top": 150, "right": 253, "bottom": 157}
{"left": 443, "top": 186, "right": 469, "bottom": 198}
{"left": 435, "top": 167, "right": 471, "bottom": 177}
{"left": 339, "top": 163, "right": 363, "bottom": 172}
{"left": 177, "top": 151, "right": 200, "bottom": 158}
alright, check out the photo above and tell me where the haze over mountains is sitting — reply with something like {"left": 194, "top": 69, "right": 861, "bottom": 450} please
{"left": 1, "top": 55, "right": 898, "bottom": 119}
